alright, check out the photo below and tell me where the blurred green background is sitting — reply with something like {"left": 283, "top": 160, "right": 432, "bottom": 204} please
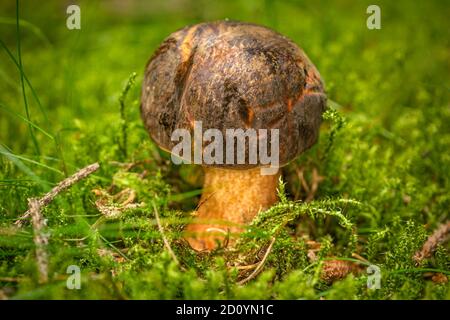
{"left": 0, "top": 0, "right": 449, "bottom": 299}
{"left": 1, "top": 0, "right": 448, "bottom": 146}
{"left": 1, "top": 0, "right": 448, "bottom": 161}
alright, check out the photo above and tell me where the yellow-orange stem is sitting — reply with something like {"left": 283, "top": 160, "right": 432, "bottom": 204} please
{"left": 184, "top": 167, "right": 280, "bottom": 251}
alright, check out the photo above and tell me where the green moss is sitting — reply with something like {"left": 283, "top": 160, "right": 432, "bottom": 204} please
{"left": 0, "top": 0, "right": 449, "bottom": 300}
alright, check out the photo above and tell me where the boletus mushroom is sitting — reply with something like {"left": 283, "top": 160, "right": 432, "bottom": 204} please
{"left": 141, "top": 21, "right": 326, "bottom": 251}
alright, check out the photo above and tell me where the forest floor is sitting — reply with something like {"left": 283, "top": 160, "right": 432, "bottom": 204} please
{"left": 0, "top": 0, "right": 449, "bottom": 299}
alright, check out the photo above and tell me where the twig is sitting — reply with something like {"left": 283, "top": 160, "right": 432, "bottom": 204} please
{"left": 29, "top": 198, "right": 48, "bottom": 284}
{"left": 15, "top": 162, "right": 100, "bottom": 227}
{"left": 0, "top": 277, "right": 22, "bottom": 283}
{"left": 294, "top": 167, "right": 324, "bottom": 202}
{"left": 306, "top": 168, "right": 324, "bottom": 202}
{"left": 238, "top": 237, "right": 276, "bottom": 285}
{"left": 235, "top": 263, "right": 259, "bottom": 270}
{"left": 352, "top": 252, "right": 370, "bottom": 264}
{"left": 296, "top": 167, "right": 310, "bottom": 193}
{"left": 119, "top": 189, "right": 136, "bottom": 205}
{"left": 152, "top": 201, "right": 182, "bottom": 267}
{"left": 195, "top": 190, "right": 218, "bottom": 212}
{"left": 413, "top": 221, "right": 450, "bottom": 264}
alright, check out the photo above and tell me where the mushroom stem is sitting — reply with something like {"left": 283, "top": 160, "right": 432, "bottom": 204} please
{"left": 185, "top": 167, "right": 280, "bottom": 251}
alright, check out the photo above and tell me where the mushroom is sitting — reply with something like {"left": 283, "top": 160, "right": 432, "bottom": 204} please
{"left": 141, "top": 21, "right": 326, "bottom": 251}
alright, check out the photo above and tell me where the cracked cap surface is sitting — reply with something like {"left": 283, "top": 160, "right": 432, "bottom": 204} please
{"left": 141, "top": 20, "right": 326, "bottom": 168}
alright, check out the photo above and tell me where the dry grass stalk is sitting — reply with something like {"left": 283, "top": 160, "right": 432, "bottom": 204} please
{"left": 294, "top": 167, "right": 324, "bottom": 202}
{"left": 152, "top": 201, "right": 182, "bottom": 267}
{"left": 93, "top": 188, "right": 143, "bottom": 219}
{"left": 413, "top": 221, "right": 450, "bottom": 264}
{"left": 29, "top": 198, "right": 49, "bottom": 284}
{"left": 237, "top": 237, "right": 276, "bottom": 285}
{"left": 306, "top": 168, "right": 324, "bottom": 202}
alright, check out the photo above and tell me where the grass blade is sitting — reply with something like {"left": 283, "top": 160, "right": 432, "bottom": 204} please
{"left": 15, "top": 0, "right": 40, "bottom": 155}
{"left": 0, "top": 144, "right": 51, "bottom": 188}
{"left": 0, "top": 144, "right": 62, "bottom": 175}
{"left": 0, "top": 17, "right": 51, "bottom": 46}
{"left": 0, "top": 102, "right": 54, "bottom": 140}
{"left": 0, "top": 39, "right": 49, "bottom": 124}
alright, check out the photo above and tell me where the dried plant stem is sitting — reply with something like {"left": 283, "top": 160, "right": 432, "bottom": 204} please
{"left": 235, "top": 263, "right": 259, "bottom": 270}
{"left": 413, "top": 221, "right": 450, "bottom": 264}
{"left": 0, "top": 277, "right": 22, "bottom": 283}
{"left": 15, "top": 162, "right": 100, "bottom": 227}
{"left": 152, "top": 202, "right": 181, "bottom": 267}
{"left": 238, "top": 237, "right": 276, "bottom": 285}
{"left": 352, "top": 252, "right": 370, "bottom": 264}
{"left": 305, "top": 168, "right": 324, "bottom": 202}
{"left": 29, "top": 198, "right": 48, "bottom": 284}
{"left": 294, "top": 167, "right": 324, "bottom": 202}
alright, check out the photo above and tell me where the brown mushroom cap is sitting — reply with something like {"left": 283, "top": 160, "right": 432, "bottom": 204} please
{"left": 141, "top": 20, "right": 326, "bottom": 168}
